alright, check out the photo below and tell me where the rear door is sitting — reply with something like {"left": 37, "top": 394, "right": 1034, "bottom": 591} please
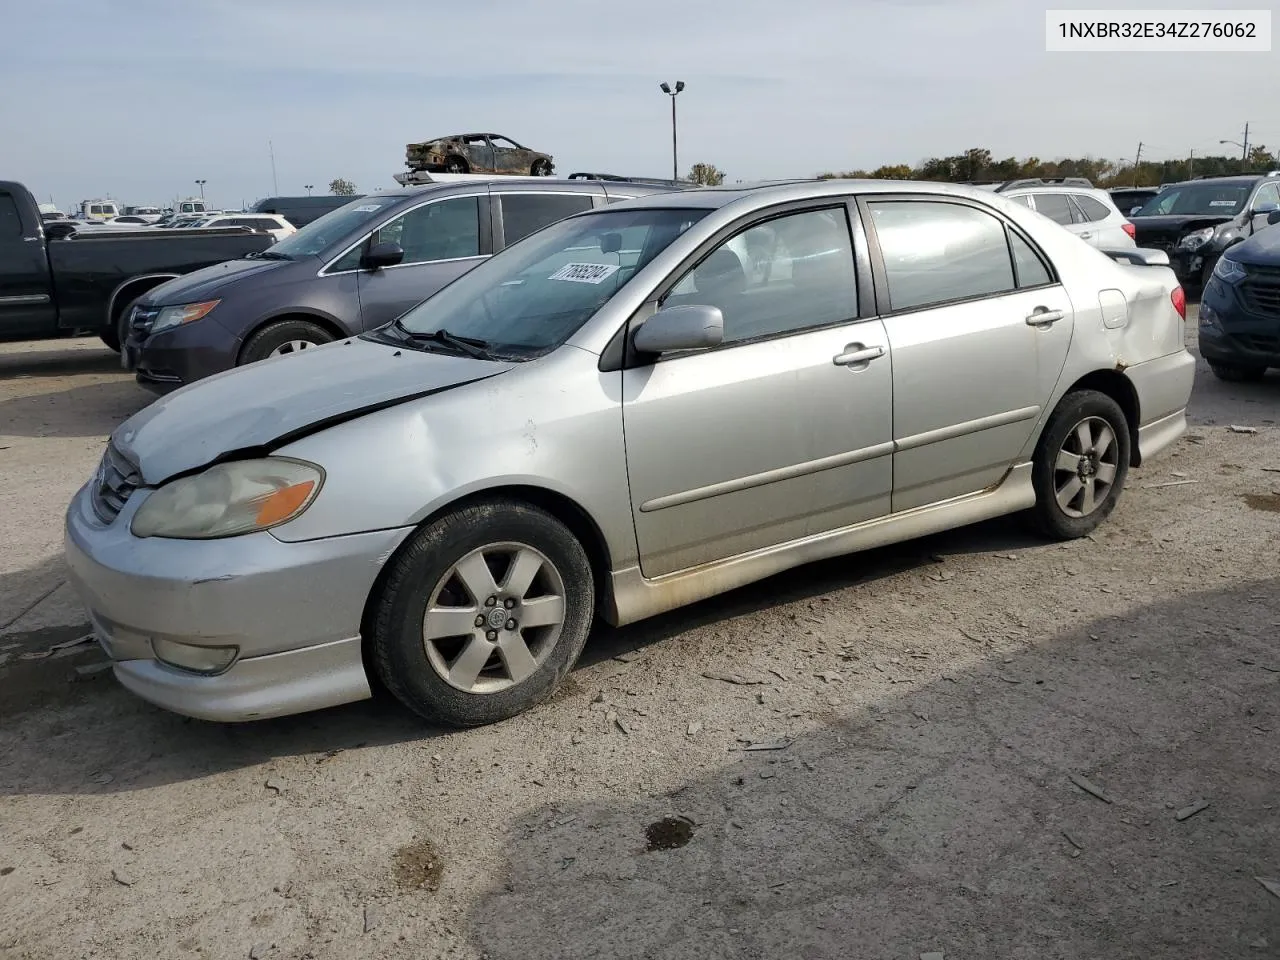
{"left": 0, "top": 186, "right": 56, "bottom": 338}
{"left": 1030, "top": 192, "right": 1090, "bottom": 243}
{"left": 462, "top": 135, "right": 496, "bottom": 173}
{"left": 861, "top": 196, "right": 1074, "bottom": 511}
{"left": 352, "top": 192, "right": 491, "bottom": 329}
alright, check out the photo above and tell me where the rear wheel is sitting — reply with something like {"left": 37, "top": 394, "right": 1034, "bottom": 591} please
{"left": 370, "top": 499, "right": 594, "bottom": 727}
{"left": 1028, "top": 389, "right": 1131, "bottom": 540}
{"left": 240, "top": 319, "right": 335, "bottom": 365}
{"left": 531, "top": 159, "right": 552, "bottom": 176}
{"left": 444, "top": 156, "right": 469, "bottom": 173}
{"left": 1209, "top": 362, "right": 1267, "bottom": 382}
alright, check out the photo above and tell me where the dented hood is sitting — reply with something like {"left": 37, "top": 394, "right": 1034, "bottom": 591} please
{"left": 113, "top": 337, "right": 511, "bottom": 485}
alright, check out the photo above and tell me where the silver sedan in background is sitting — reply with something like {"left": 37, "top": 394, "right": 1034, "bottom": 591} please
{"left": 64, "top": 179, "right": 1195, "bottom": 728}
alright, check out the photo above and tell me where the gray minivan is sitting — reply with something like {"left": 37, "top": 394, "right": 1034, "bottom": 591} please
{"left": 122, "top": 178, "right": 676, "bottom": 391}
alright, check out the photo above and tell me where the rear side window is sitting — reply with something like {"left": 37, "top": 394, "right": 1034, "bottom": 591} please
{"left": 1010, "top": 231, "right": 1053, "bottom": 287}
{"left": 0, "top": 193, "right": 23, "bottom": 237}
{"left": 1032, "top": 193, "right": 1075, "bottom": 225}
{"left": 500, "top": 194, "right": 595, "bottom": 246}
{"left": 867, "top": 200, "right": 1016, "bottom": 311}
{"left": 1072, "top": 194, "right": 1113, "bottom": 222}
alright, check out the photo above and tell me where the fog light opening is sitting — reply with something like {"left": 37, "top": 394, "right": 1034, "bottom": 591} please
{"left": 151, "top": 638, "right": 239, "bottom": 676}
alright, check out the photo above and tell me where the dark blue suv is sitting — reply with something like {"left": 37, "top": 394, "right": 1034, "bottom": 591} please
{"left": 1199, "top": 211, "right": 1280, "bottom": 381}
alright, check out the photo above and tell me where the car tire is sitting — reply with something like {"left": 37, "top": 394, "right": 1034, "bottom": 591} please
{"left": 531, "top": 160, "right": 552, "bottom": 176}
{"left": 1208, "top": 362, "right": 1267, "bottom": 382}
{"left": 99, "top": 326, "right": 121, "bottom": 352}
{"left": 1027, "top": 389, "right": 1131, "bottom": 541}
{"left": 370, "top": 498, "right": 595, "bottom": 728}
{"left": 444, "top": 156, "right": 469, "bottom": 173}
{"left": 239, "top": 319, "right": 335, "bottom": 365}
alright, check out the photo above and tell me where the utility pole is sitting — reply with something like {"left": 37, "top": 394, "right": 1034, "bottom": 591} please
{"left": 1131, "top": 141, "right": 1143, "bottom": 187}
{"left": 1188, "top": 148, "right": 1194, "bottom": 179}
{"left": 269, "top": 140, "right": 279, "bottom": 195}
{"left": 1241, "top": 121, "right": 1250, "bottom": 161}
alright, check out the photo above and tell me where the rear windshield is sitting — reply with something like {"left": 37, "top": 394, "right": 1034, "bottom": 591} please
{"left": 267, "top": 196, "right": 402, "bottom": 259}
{"left": 1136, "top": 183, "right": 1252, "bottom": 217}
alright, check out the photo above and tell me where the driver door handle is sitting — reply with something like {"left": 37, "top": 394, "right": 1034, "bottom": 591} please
{"left": 1025, "top": 308, "right": 1065, "bottom": 327}
{"left": 833, "top": 344, "right": 885, "bottom": 367}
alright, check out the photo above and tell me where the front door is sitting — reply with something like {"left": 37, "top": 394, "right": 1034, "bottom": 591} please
{"left": 623, "top": 204, "right": 894, "bottom": 578}
{"left": 862, "top": 197, "right": 1074, "bottom": 511}
{"left": 355, "top": 194, "right": 490, "bottom": 330}
{"left": 0, "top": 187, "right": 56, "bottom": 339}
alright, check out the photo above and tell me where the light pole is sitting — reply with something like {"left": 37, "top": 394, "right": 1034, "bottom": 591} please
{"left": 194, "top": 179, "right": 206, "bottom": 200}
{"left": 659, "top": 81, "right": 685, "bottom": 181}
{"left": 304, "top": 184, "right": 314, "bottom": 196}
{"left": 1220, "top": 122, "right": 1250, "bottom": 162}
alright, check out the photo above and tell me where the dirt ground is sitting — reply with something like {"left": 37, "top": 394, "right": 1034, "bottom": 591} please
{"left": 2, "top": 312, "right": 1278, "bottom": 960}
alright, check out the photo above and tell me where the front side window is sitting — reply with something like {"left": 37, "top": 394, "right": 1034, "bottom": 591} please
{"left": 868, "top": 200, "right": 1016, "bottom": 311}
{"left": 385, "top": 207, "right": 708, "bottom": 357}
{"left": 373, "top": 196, "right": 481, "bottom": 265}
{"left": 1254, "top": 183, "right": 1280, "bottom": 208}
{"left": 278, "top": 196, "right": 401, "bottom": 261}
{"left": 0, "top": 193, "right": 23, "bottom": 237}
{"left": 662, "top": 207, "right": 858, "bottom": 344}
{"left": 500, "top": 194, "right": 594, "bottom": 246}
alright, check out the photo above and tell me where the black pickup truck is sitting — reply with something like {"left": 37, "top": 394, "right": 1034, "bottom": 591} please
{"left": 1, "top": 179, "right": 274, "bottom": 351}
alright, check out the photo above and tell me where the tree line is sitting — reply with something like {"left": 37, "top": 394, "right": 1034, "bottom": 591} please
{"left": 816, "top": 145, "right": 1277, "bottom": 187}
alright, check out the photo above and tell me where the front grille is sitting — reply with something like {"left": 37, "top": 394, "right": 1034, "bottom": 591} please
{"left": 91, "top": 442, "right": 141, "bottom": 523}
{"left": 1241, "top": 281, "right": 1280, "bottom": 317}
{"left": 130, "top": 304, "right": 161, "bottom": 336}
{"left": 1244, "top": 263, "right": 1280, "bottom": 281}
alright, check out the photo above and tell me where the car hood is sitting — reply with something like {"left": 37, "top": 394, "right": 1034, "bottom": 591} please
{"left": 1227, "top": 223, "right": 1280, "bottom": 263}
{"left": 112, "top": 337, "right": 512, "bottom": 485}
{"left": 1131, "top": 214, "right": 1234, "bottom": 241}
{"left": 142, "top": 256, "right": 294, "bottom": 305}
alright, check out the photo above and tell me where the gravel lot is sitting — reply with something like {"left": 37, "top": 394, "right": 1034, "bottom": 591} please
{"left": 2, "top": 309, "right": 1278, "bottom": 960}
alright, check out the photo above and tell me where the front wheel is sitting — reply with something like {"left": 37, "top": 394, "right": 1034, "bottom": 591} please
{"left": 1028, "top": 389, "right": 1131, "bottom": 540}
{"left": 370, "top": 499, "right": 595, "bottom": 727}
{"left": 239, "top": 319, "right": 335, "bottom": 365}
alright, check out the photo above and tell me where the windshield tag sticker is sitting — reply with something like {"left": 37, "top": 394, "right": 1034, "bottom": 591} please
{"left": 548, "top": 263, "right": 620, "bottom": 284}
{"left": 1209, "top": 200, "right": 1236, "bottom": 207}
{"left": 353, "top": 204, "right": 383, "bottom": 212}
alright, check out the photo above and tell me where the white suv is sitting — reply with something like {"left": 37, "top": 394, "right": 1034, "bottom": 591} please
{"left": 1001, "top": 185, "right": 1136, "bottom": 249}
{"left": 192, "top": 213, "right": 296, "bottom": 242}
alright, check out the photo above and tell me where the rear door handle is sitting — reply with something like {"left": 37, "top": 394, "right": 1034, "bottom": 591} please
{"left": 1025, "top": 308, "right": 1065, "bottom": 327}
{"left": 833, "top": 344, "right": 885, "bottom": 367}
{"left": 1079, "top": 231, "right": 1093, "bottom": 239}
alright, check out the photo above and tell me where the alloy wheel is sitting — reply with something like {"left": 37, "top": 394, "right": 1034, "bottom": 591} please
{"left": 1054, "top": 416, "right": 1119, "bottom": 518}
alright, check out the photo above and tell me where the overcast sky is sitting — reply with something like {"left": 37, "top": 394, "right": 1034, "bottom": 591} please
{"left": 2, "top": 0, "right": 1273, "bottom": 210}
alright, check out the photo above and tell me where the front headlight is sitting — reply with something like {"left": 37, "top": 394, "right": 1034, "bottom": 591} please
{"left": 1212, "top": 255, "right": 1247, "bottom": 284}
{"left": 131, "top": 458, "right": 324, "bottom": 539}
{"left": 1177, "top": 227, "right": 1215, "bottom": 251}
{"left": 150, "top": 300, "right": 220, "bottom": 334}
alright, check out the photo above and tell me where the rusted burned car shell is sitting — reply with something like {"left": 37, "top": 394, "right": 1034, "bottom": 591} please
{"left": 405, "top": 134, "right": 555, "bottom": 176}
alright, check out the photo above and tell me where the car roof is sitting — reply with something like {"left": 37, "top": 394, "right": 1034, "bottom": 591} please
{"left": 1161, "top": 175, "right": 1264, "bottom": 187}
{"left": 607, "top": 178, "right": 1036, "bottom": 211}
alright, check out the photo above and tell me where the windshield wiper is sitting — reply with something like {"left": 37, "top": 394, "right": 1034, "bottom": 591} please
{"left": 246, "top": 249, "right": 293, "bottom": 261}
{"left": 390, "top": 320, "right": 492, "bottom": 359}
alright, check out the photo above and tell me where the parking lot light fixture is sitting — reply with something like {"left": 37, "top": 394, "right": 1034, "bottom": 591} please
{"left": 659, "top": 81, "right": 685, "bottom": 182}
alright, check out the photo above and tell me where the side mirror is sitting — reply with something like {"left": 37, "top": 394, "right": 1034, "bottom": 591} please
{"left": 1253, "top": 200, "right": 1280, "bottom": 216}
{"left": 362, "top": 241, "right": 404, "bottom": 270}
{"left": 633, "top": 303, "right": 724, "bottom": 354}
{"left": 1269, "top": 210, "right": 1280, "bottom": 226}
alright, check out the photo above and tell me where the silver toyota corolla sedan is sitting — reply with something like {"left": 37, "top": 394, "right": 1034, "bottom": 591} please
{"left": 65, "top": 179, "right": 1196, "bottom": 727}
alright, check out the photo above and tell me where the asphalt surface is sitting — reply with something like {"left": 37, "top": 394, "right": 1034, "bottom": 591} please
{"left": 1, "top": 307, "right": 1278, "bottom": 959}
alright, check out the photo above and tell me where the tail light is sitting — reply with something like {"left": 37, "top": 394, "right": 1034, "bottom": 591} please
{"left": 1122, "top": 222, "right": 1136, "bottom": 240}
{"left": 1171, "top": 285, "right": 1186, "bottom": 320}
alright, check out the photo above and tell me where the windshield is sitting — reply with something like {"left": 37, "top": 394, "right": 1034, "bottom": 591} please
{"left": 1136, "top": 182, "right": 1251, "bottom": 217}
{"left": 267, "top": 196, "right": 400, "bottom": 260}
{"left": 385, "top": 207, "right": 709, "bottom": 357}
